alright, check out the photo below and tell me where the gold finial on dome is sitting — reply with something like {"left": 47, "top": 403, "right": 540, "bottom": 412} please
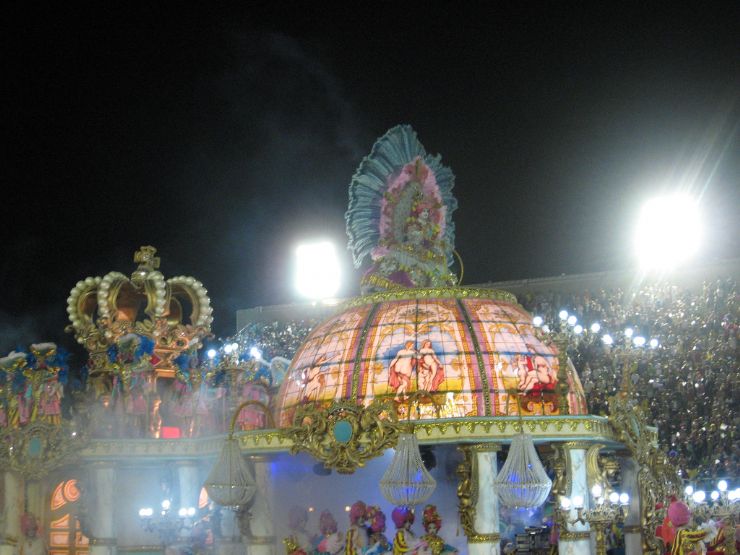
{"left": 66, "top": 246, "right": 213, "bottom": 381}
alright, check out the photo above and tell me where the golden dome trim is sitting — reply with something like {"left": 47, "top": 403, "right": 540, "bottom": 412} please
{"left": 339, "top": 286, "right": 519, "bottom": 309}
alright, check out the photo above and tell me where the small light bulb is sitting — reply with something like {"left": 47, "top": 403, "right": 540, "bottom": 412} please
{"left": 609, "top": 492, "right": 620, "bottom": 504}
{"left": 533, "top": 316, "right": 543, "bottom": 327}
{"left": 592, "top": 484, "right": 603, "bottom": 498}
{"left": 624, "top": 327, "right": 634, "bottom": 338}
{"left": 559, "top": 310, "right": 569, "bottom": 320}
{"left": 590, "top": 322, "right": 601, "bottom": 333}
{"left": 633, "top": 336, "right": 646, "bottom": 347}
{"left": 685, "top": 485, "right": 694, "bottom": 496}
{"left": 138, "top": 508, "right": 147, "bottom": 517}
{"left": 188, "top": 507, "right": 196, "bottom": 517}
{"left": 619, "top": 493, "right": 629, "bottom": 505}
{"left": 649, "top": 338, "right": 659, "bottom": 348}
{"left": 693, "top": 490, "right": 706, "bottom": 503}
{"left": 207, "top": 349, "right": 217, "bottom": 359}
{"left": 711, "top": 491, "right": 720, "bottom": 501}
{"left": 574, "top": 324, "right": 583, "bottom": 334}
{"left": 250, "top": 346, "right": 262, "bottom": 359}
{"left": 572, "top": 495, "right": 584, "bottom": 509}
{"left": 567, "top": 315, "right": 577, "bottom": 326}
{"left": 178, "top": 508, "right": 187, "bottom": 518}
{"left": 161, "top": 499, "right": 171, "bottom": 510}
{"left": 231, "top": 342, "right": 239, "bottom": 351}
{"left": 223, "top": 344, "right": 233, "bottom": 354}
{"left": 560, "top": 497, "right": 572, "bottom": 510}
{"left": 542, "top": 324, "right": 550, "bottom": 333}
{"left": 602, "top": 334, "right": 613, "bottom": 345}
{"left": 718, "top": 480, "right": 728, "bottom": 492}
{"left": 344, "top": 505, "right": 351, "bottom": 512}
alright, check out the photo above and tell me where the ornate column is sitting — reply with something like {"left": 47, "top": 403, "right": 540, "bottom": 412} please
{"left": 0, "top": 471, "right": 22, "bottom": 555}
{"left": 85, "top": 462, "right": 118, "bottom": 555}
{"left": 559, "top": 442, "right": 592, "bottom": 555}
{"left": 240, "top": 455, "right": 275, "bottom": 555}
{"left": 176, "top": 461, "right": 200, "bottom": 512}
{"left": 458, "top": 444, "right": 502, "bottom": 555}
{"left": 619, "top": 457, "right": 642, "bottom": 555}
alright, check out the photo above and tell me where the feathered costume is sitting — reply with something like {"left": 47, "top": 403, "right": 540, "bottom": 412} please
{"left": 346, "top": 125, "right": 458, "bottom": 293}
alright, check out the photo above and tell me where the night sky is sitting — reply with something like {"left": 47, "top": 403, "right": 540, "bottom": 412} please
{"left": 4, "top": 3, "right": 739, "bottom": 352}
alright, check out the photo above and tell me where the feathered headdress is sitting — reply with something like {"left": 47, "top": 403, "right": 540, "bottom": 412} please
{"left": 346, "top": 125, "right": 457, "bottom": 292}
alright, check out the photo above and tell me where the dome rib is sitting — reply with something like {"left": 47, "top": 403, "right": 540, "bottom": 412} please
{"left": 456, "top": 298, "right": 492, "bottom": 416}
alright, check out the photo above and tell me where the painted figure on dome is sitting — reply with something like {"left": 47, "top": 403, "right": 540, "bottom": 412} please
{"left": 391, "top": 506, "right": 419, "bottom": 554}
{"left": 20, "top": 513, "right": 47, "bottom": 555}
{"left": 515, "top": 353, "right": 556, "bottom": 394}
{"left": 303, "top": 355, "right": 330, "bottom": 403}
{"left": 317, "top": 510, "right": 344, "bottom": 555}
{"left": 346, "top": 126, "right": 458, "bottom": 294}
{"left": 389, "top": 342, "right": 417, "bottom": 402}
{"left": 345, "top": 501, "right": 369, "bottom": 555}
{"left": 417, "top": 340, "right": 444, "bottom": 392}
{"left": 365, "top": 506, "right": 391, "bottom": 555}
{"left": 417, "top": 505, "right": 457, "bottom": 555}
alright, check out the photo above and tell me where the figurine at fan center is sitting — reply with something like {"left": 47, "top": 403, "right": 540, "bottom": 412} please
{"left": 316, "top": 510, "right": 344, "bottom": 555}
{"left": 417, "top": 505, "right": 457, "bottom": 555}
{"left": 287, "top": 506, "right": 314, "bottom": 554}
{"left": 345, "top": 126, "right": 458, "bottom": 294}
{"left": 365, "top": 506, "right": 391, "bottom": 555}
{"left": 346, "top": 501, "right": 369, "bottom": 554}
{"left": 391, "top": 506, "right": 419, "bottom": 554}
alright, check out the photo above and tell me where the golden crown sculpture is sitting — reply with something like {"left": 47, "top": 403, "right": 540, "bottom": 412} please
{"left": 66, "top": 246, "right": 213, "bottom": 379}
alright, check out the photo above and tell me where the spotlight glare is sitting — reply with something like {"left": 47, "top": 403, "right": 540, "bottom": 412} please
{"left": 634, "top": 194, "right": 702, "bottom": 270}
{"left": 295, "top": 241, "right": 341, "bottom": 300}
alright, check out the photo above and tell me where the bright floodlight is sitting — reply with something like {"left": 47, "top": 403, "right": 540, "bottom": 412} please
{"left": 295, "top": 241, "right": 341, "bottom": 300}
{"left": 635, "top": 194, "right": 702, "bottom": 269}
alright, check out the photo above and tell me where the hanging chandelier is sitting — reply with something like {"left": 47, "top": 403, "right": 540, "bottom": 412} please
{"left": 493, "top": 432, "right": 552, "bottom": 508}
{"left": 204, "top": 401, "right": 260, "bottom": 507}
{"left": 380, "top": 432, "right": 436, "bottom": 507}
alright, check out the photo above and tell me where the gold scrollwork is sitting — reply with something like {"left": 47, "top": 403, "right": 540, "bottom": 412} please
{"left": 282, "top": 399, "right": 401, "bottom": 474}
{"left": 0, "top": 421, "right": 88, "bottom": 480}
{"left": 559, "top": 531, "right": 592, "bottom": 541}
{"left": 468, "top": 533, "right": 501, "bottom": 543}
{"left": 341, "top": 287, "right": 519, "bottom": 309}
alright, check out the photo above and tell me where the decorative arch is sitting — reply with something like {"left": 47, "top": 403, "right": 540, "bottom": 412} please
{"left": 49, "top": 479, "right": 89, "bottom": 555}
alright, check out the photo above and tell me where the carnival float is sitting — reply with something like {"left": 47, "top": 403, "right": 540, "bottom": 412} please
{"left": 0, "top": 126, "right": 736, "bottom": 555}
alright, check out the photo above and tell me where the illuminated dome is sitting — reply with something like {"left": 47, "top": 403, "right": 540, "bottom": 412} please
{"left": 273, "top": 288, "right": 587, "bottom": 427}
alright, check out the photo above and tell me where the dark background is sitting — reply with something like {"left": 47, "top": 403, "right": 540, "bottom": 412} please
{"left": 3, "top": 3, "right": 739, "bottom": 351}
